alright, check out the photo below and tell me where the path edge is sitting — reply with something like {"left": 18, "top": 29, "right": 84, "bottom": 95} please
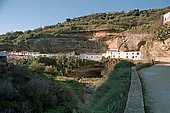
{"left": 124, "top": 66, "right": 145, "bottom": 113}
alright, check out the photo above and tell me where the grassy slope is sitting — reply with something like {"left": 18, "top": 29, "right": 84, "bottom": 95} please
{"left": 89, "top": 67, "right": 131, "bottom": 113}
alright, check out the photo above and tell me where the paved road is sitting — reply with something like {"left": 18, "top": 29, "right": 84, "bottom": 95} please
{"left": 138, "top": 64, "right": 170, "bottom": 113}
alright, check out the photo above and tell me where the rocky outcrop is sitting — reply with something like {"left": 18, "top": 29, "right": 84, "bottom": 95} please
{"left": 0, "top": 29, "right": 155, "bottom": 60}
{"left": 139, "top": 37, "right": 170, "bottom": 61}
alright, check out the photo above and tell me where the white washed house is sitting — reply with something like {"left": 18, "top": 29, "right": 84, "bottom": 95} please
{"left": 9, "top": 51, "right": 40, "bottom": 56}
{"left": 163, "top": 12, "right": 170, "bottom": 26}
{"left": 79, "top": 53, "right": 102, "bottom": 61}
{"left": 104, "top": 49, "right": 141, "bottom": 60}
{"left": 9, "top": 51, "right": 67, "bottom": 59}
{"left": 65, "top": 51, "right": 76, "bottom": 58}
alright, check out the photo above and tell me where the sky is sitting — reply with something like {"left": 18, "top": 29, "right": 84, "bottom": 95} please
{"left": 0, "top": 0, "right": 170, "bottom": 35}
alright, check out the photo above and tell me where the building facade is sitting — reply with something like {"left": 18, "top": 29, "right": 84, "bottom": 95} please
{"left": 163, "top": 12, "right": 170, "bottom": 26}
{"left": 78, "top": 53, "right": 102, "bottom": 61}
{"left": 8, "top": 50, "right": 142, "bottom": 61}
{"left": 105, "top": 49, "right": 141, "bottom": 60}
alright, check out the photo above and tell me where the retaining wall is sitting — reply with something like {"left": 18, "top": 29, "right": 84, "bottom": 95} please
{"left": 124, "top": 66, "right": 145, "bottom": 113}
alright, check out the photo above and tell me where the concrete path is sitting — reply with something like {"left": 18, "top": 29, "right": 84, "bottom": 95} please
{"left": 138, "top": 64, "right": 170, "bottom": 113}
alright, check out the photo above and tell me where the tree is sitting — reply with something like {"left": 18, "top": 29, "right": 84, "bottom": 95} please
{"left": 127, "top": 9, "right": 140, "bottom": 16}
{"left": 66, "top": 18, "right": 71, "bottom": 23}
{"left": 29, "top": 61, "right": 45, "bottom": 73}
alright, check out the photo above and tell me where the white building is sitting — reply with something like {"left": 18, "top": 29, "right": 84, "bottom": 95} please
{"left": 8, "top": 49, "right": 142, "bottom": 61}
{"left": 104, "top": 49, "right": 141, "bottom": 60}
{"left": 163, "top": 12, "right": 170, "bottom": 26}
{"left": 65, "top": 51, "right": 76, "bottom": 58}
{"left": 9, "top": 51, "right": 66, "bottom": 59}
{"left": 79, "top": 53, "right": 102, "bottom": 61}
{"left": 9, "top": 51, "right": 40, "bottom": 56}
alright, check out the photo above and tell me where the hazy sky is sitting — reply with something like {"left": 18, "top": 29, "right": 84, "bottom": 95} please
{"left": 0, "top": 0, "right": 169, "bottom": 34}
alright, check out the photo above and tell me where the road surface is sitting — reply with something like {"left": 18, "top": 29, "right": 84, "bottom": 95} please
{"left": 138, "top": 64, "right": 170, "bottom": 113}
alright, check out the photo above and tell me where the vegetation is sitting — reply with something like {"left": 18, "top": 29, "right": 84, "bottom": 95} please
{"left": 88, "top": 60, "right": 134, "bottom": 112}
{"left": 9, "top": 56, "right": 98, "bottom": 77}
{"left": 0, "top": 65, "right": 83, "bottom": 113}
{"left": 153, "top": 26, "right": 170, "bottom": 43}
{"left": 1, "top": 56, "right": 135, "bottom": 113}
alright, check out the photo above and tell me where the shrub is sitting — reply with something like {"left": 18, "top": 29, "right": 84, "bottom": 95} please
{"left": 0, "top": 64, "right": 81, "bottom": 113}
{"left": 0, "top": 81, "right": 18, "bottom": 100}
{"left": 29, "top": 61, "right": 45, "bottom": 73}
{"left": 114, "top": 60, "right": 135, "bottom": 69}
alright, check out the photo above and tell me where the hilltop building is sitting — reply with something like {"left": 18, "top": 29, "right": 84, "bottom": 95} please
{"left": 163, "top": 12, "right": 170, "bottom": 26}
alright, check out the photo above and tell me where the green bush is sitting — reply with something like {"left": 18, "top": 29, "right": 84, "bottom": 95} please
{"left": 114, "top": 60, "right": 135, "bottom": 69}
{"left": 153, "top": 27, "right": 170, "bottom": 42}
{"left": 90, "top": 65, "right": 131, "bottom": 112}
{"left": 0, "top": 65, "right": 82, "bottom": 113}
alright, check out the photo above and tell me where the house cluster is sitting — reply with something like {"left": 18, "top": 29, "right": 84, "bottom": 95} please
{"left": 3, "top": 49, "right": 142, "bottom": 62}
{"left": 163, "top": 12, "right": 170, "bottom": 26}
{"left": 9, "top": 51, "right": 68, "bottom": 59}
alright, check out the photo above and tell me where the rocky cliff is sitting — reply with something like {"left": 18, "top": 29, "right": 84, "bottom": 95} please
{"left": 0, "top": 30, "right": 151, "bottom": 54}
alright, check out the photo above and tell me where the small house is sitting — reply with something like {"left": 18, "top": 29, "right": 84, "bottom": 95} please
{"left": 163, "top": 12, "right": 170, "bottom": 26}
{"left": 104, "top": 49, "right": 141, "bottom": 60}
{"left": 79, "top": 53, "right": 102, "bottom": 61}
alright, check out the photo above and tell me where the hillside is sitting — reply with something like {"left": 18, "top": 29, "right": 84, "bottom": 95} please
{"left": 0, "top": 6, "right": 170, "bottom": 57}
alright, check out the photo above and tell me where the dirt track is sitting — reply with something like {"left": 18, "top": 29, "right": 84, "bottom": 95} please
{"left": 138, "top": 64, "right": 170, "bottom": 113}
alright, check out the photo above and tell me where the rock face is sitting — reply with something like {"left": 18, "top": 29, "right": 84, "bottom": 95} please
{"left": 139, "top": 38, "right": 170, "bottom": 61}
{"left": 3, "top": 30, "right": 151, "bottom": 55}
{"left": 12, "top": 31, "right": 108, "bottom": 53}
{"left": 150, "top": 39, "right": 170, "bottom": 61}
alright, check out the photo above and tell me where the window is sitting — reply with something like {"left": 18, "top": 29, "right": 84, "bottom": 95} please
{"left": 113, "top": 55, "right": 115, "bottom": 58}
{"left": 126, "top": 56, "right": 128, "bottom": 58}
{"left": 137, "top": 53, "right": 139, "bottom": 55}
{"left": 132, "top": 56, "right": 134, "bottom": 58}
{"left": 132, "top": 53, "right": 134, "bottom": 55}
{"left": 126, "top": 53, "right": 128, "bottom": 55}
{"left": 118, "top": 56, "right": 120, "bottom": 58}
{"left": 135, "top": 56, "right": 137, "bottom": 58}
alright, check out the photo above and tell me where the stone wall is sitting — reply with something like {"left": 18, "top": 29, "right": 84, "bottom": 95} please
{"left": 124, "top": 66, "right": 145, "bottom": 113}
